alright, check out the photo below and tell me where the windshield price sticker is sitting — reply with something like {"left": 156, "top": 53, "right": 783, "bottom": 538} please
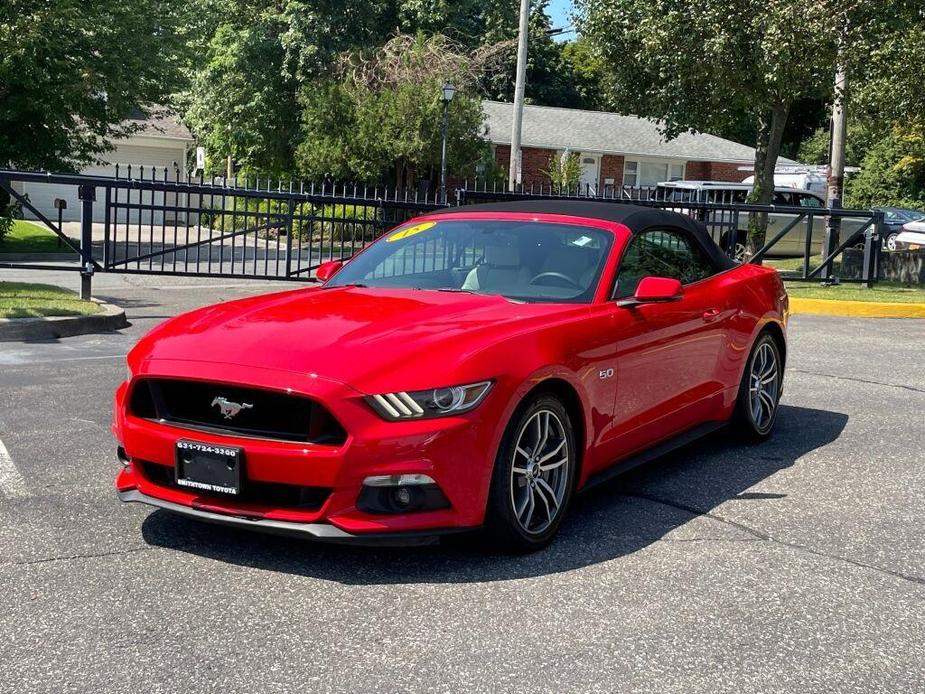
{"left": 387, "top": 221, "right": 436, "bottom": 242}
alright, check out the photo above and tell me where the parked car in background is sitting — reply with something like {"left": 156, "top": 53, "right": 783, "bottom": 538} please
{"left": 894, "top": 220, "right": 925, "bottom": 252}
{"left": 655, "top": 181, "right": 867, "bottom": 261}
{"left": 875, "top": 207, "right": 925, "bottom": 251}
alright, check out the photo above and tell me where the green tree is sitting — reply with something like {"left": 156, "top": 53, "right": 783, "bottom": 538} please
{"left": 296, "top": 35, "right": 491, "bottom": 188}
{"left": 578, "top": 0, "right": 924, "bottom": 254}
{"left": 180, "top": 0, "right": 516, "bottom": 177}
{"left": 578, "top": 0, "right": 840, "bottom": 253}
{"left": 845, "top": 128, "right": 925, "bottom": 211}
{"left": 543, "top": 151, "right": 582, "bottom": 189}
{"left": 560, "top": 40, "right": 607, "bottom": 111}
{"left": 184, "top": 20, "right": 300, "bottom": 176}
{"left": 797, "top": 124, "right": 874, "bottom": 168}
{"left": 0, "top": 0, "right": 189, "bottom": 171}
{"left": 479, "top": 1, "right": 603, "bottom": 109}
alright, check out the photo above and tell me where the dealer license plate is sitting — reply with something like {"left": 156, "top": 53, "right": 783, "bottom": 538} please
{"left": 175, "top": 440, "right": 243, "bottom": 496}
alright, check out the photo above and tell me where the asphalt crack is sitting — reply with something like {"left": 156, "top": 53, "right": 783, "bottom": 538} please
{"left": 790, "top": 368, "right": 925, "bottom": 394}
{"left": 3, "top": 545, "right": 156, "bottom": 567}
{"left": 629, "top": 492, "right": 925, "bottom": 587}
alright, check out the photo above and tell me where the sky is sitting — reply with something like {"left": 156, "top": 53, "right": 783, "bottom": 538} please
{"left": 546, "top": 0, "right": 577, "bottom": 41}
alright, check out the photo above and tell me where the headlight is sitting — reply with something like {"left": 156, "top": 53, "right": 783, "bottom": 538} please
{"left": 366, "top": 381, "right": 493, "bottom": 420}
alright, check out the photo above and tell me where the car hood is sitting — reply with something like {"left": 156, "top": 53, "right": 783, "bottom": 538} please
{"left": 130, "top": 286, "right": 575, "bottom": 391}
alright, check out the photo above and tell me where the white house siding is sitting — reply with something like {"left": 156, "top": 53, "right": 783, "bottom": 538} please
{"left": 20, "top": 140, "right": 189, "bottom": 224}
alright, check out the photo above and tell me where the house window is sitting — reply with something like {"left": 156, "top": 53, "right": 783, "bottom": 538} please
{"left": 623, "top": 159, "right": 686, "bottom": 186}
{"left": 623, "top": 160, "right": 639, "bottom": 186}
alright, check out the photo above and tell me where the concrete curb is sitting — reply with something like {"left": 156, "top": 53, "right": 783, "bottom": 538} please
{"left": 0, "top": 299, "right": 129, "bottom": 341}
{"left": 789, "top": 297, "right": 925, "bottom": 318}
{"left": 0, "top": 252, "right": 78, "bottom": 262}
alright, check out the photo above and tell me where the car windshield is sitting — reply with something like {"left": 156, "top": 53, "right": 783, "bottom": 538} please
{"left": 325, "top": 219, "right": 614, "bottom": 303}
{"left": 880, "top": 207, "right": 925, "bottom": 223}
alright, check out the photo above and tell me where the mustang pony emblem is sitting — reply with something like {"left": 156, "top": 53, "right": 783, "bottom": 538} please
{"left": 211, "top": 396, "right": 253, "bottom": 420}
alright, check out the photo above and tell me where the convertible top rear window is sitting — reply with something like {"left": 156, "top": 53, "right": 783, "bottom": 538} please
{"left": 326, "top": 219, "right": 614, "bottom": 303}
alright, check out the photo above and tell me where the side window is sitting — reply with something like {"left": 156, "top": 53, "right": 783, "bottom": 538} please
{"left": 797, "top": 193, "right": 824, "bottom": 208}
{"left": 614, "top": 228, "right": 716, "bottom": 298}
{"left": 773, "top": 191, "right": 796, "bottom": 205}
{"left": 706, "top": 188, "right": 748, "bottom": 204}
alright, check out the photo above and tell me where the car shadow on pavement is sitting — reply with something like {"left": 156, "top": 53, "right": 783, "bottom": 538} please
{"left": 141, "top": 404, "right": 848, "bottom": 584}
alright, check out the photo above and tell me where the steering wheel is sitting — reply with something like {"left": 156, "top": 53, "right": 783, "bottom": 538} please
{"left": 529, "top": 271, "right": 581, "bottom": 289}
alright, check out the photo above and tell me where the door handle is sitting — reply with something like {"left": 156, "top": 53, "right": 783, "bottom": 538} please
{"left": 702, "top": 308, "right": 721, "bottom": 322}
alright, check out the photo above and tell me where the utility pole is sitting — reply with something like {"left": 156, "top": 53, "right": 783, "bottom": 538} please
{"left": 827, "top": 65, "right": 848, "bottom": 207}
{"left": 822, "top": 40, "right": 848, "bottom": 280}
{"left": 508, "top": 0, "right": 530, "bottom": 191}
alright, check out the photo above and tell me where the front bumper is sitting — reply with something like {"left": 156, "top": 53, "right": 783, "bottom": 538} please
{"left": 118, "top": 488, "right": 463, "bottom": 545}
{"left": 113, "top": 360, "right": 509, "bottom": 539}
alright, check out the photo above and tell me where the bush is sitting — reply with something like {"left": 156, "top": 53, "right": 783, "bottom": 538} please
{"left": 0, "top": 187, "right": 12, "bottom": 245}
{"left": 543, "top": 150, "right": 581, "bottom": 190}
{"left": 201, "top": 198, "right": 296, "bottom": 237}
{"left": 199, "top": 198, "right": 381, "bottom": 246}
{"left": 302, "top": 204, "right": 381, "bottom": 243}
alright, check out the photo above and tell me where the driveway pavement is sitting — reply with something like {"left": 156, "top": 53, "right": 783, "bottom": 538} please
{"left": 0, "top": 271, "right": 923, "bottom": 693}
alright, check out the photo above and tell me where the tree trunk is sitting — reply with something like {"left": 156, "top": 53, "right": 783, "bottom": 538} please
{"left": 747, "top": 103, "right": 791, "bottom": 261}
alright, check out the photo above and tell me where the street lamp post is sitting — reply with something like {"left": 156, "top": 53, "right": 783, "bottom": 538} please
{"left": 439, "top": 82, "right": 456, "bottom": 202}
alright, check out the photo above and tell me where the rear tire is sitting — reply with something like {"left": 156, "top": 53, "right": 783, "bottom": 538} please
{"left": 731, "top": 332, "right": 783, "bottom": 442}
{"left": 485, "top": 394, "right": 577, "bottom": 553}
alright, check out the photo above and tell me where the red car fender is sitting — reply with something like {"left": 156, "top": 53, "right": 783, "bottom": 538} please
{"left": 486, "top": 363, "right": 595, "bottom": 489}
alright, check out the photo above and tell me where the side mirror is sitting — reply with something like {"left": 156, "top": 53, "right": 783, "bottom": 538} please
{"left": 315, "top": 260, "right": 343, "bottom": 283}
{"left": 618, "top": 276, "right": 683, "bottom": 307}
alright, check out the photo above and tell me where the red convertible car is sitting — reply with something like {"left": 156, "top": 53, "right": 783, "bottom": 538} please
{"left": 114, "top": 200, "right": 788, "bottom": 551}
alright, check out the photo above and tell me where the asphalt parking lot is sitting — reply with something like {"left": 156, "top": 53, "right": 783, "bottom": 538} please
{"left": 1, "top": 271, "right": 924, "bottom": 693}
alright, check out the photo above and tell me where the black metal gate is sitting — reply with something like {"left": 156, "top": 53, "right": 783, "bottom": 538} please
{"left": 457, "top": 183, "right": 886, "bottom": 287}
{"left": 0, "top": 169, "right": 447, "bottom": 297}
{"left": 1, "top": 169, "right": 887, "bottom": 295}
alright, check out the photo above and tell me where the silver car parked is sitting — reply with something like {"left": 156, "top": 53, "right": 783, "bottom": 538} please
{"left": 654, "top": 181, "right": 866, "bottom": 260}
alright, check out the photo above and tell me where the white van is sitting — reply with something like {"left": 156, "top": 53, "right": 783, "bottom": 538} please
{"left": 742, "top": 172, "right": 828, "bottom": 195}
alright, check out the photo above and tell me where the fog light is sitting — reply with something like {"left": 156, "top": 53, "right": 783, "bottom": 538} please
{"left": 393, "top": 486, "right": 413, "bottom": 508}
{"left": 357, "top": 474, "right": 450, "bottom": 514}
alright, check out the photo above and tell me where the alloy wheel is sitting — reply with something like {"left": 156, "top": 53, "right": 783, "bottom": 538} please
{"left": 748, "top": 341, "right": 780, "bottom": 431}
{"left": 733, "top": 241, "right": 748, "bottom": 263}
{"left": 509, "top": 409, "right": 570, "bottom": 535}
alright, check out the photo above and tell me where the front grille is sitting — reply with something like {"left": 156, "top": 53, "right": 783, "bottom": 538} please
{"left": 138, "top": 460, "right": 331, "bottom": 510}
{"left": 129, "top": 378, "right": 347, "bottom": 445}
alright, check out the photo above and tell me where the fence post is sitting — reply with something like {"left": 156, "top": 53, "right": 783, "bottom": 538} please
{"left": 284, "top": 197, "right": 295, "bottom": 278}
{"left": 78, "top": 184, "right": 96, "bottom": 300}
{"left": 821, "top": 198, "right": 841, "bottom": 280}
{"left": 862, "top": 212, "right": 883, "bottom": 289}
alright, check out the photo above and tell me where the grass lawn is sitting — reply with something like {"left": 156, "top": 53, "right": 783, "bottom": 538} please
{"left": 785, "top": 281, "right": 925, "bottom": 303}
{"left": 0, "top": 281, "right": 101, "bottom": 319}
{"left": 766, "top": 256, "right": 823, "bottom": 273}
{"left": 0, "top": 220, "right": 77, "bottom": 253}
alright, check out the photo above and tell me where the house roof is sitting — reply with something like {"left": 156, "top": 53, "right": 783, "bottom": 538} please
{"left": 482, "top": 101, "right": 794, "bottom": 165}
{"left": 124, "top": 106, "right": 193, "bottom": 142}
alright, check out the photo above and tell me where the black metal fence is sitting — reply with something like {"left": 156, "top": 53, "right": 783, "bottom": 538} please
{"left": 0, "top": 169, "right": 886, "bottom": 298}
{"left": 457, "top": 180, "right": 885, "bottom": 286}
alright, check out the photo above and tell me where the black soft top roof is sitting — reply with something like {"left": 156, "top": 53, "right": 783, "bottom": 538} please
{"left": 437, "top": 199, "right": 735, "bottom": 270}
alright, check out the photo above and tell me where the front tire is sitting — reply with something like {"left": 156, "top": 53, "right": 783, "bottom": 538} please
{"left": 485, "top": 394, "right": 577, "bottom": 552}
{"left": 731, "top": 332, "right": 783, "bottom": 441}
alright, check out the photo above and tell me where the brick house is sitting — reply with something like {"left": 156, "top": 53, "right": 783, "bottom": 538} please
{"left": 483, "top": 101, "right": 793, "bottom": 191}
